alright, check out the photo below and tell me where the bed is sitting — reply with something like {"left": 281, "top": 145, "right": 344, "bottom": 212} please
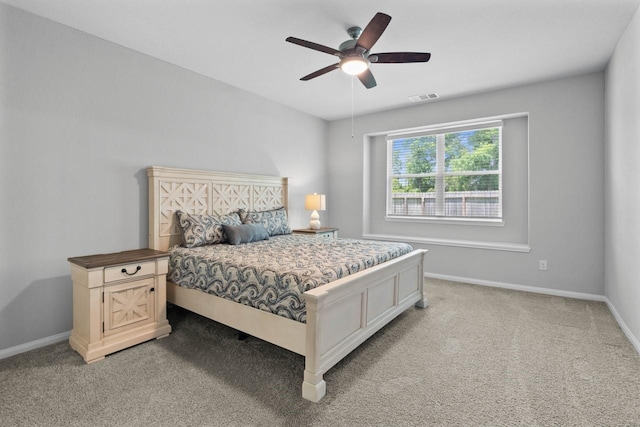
{"left": 147, "top": 166, "right": 427, "bottom": 402}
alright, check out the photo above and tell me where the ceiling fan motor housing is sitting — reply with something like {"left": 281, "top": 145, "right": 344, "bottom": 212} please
{"left": 338, "top": 38, "right": 357, "bottom": 52}
{"left": 339, "top": 38, "right": 369, "bottom": 62}
{"left": 340, "top": 26, "right": 369, "bottom": 58}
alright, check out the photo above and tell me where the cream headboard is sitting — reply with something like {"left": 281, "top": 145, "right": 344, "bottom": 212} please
{"left": 147, "top": 166, "right": 289, "bottom": 251}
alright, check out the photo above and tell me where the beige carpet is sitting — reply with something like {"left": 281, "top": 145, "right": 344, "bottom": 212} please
{"left": 1, "top": 279, "right": 639, "bottom": 426}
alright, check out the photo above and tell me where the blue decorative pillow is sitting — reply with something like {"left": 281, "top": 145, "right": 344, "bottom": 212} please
{"left": 176, "top": 211, "right": 242, "bottom": 247}
{"left": 240, "top": 207, "right": 291, "bottom": 236}
{"left": 223, "top": 223, "right": 270, "bottom": 245}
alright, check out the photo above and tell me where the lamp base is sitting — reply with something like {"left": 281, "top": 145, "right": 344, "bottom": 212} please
{"left": 309, "top": 210, "right": 321, "bottom": 230}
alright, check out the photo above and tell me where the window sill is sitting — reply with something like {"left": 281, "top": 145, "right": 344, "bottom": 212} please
{"left": 385, "top": 215, "right": 505, "bottom": 227}
{"left": 363, "top": 233, "right": 530, "bottom": 252}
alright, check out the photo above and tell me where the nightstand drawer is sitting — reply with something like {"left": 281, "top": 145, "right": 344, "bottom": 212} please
{"left": 292, "top": 227, "right": 339, "bottom": 239}
{"left": 104, "top": 261, "right": 156, "bottom": 283}
{"left": 315, "top": 232, "right": 334, "bottom": 238}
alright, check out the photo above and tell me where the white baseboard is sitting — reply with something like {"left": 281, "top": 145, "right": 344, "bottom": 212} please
{"left": 0, "top": 331, "right": 70, "bottom": 360}
{"left": 604, "top": 298, "right": 640, "bottom": 355}
{"left": 425, "top": 272, "right": 640, "bottom": 355}
{"left": 425, "top": 272, "right": 607, "bottom": 301}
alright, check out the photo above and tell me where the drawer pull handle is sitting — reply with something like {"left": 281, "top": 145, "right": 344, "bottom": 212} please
{"left": 150, "top": 287, "right": 155, "bottom": 292}
{"left": 121, "top": 265, "right": 142, "bottom": 276}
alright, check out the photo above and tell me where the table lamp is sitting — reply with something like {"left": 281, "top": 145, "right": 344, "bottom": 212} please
{"left": 305, "top": 193, "right": 326, "bottom": 230}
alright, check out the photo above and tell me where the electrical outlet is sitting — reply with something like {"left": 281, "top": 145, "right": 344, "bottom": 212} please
{"left": 539, "top": 260, "right": 548, "bottom": 271}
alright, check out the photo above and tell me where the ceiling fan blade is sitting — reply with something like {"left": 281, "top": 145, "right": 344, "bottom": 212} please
{"left": 286, "top": 37, "right": 341, "bottom": 56}
{"left": 357, "top": 69, "right": 377, "bottom": 89}
{"left": 356, "top": 12, "right": 391, "bottom": 51}
{"left": 300, "top": 63, "right": 340, "bottom": 81}
{"left": 369, "top": 52, "right": 431, "bottom": 63}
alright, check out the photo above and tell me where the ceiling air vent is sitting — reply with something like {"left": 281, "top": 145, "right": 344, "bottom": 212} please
{"left": 409, "top": 93, "right": 439, "bottom": 103}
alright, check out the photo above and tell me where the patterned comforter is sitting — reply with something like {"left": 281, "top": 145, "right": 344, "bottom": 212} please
{"left": 168, "top": 235, "right": 413, "bottom": 323}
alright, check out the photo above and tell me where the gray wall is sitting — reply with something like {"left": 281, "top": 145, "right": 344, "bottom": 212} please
{"left": 0, "top": 4, "right": 328, "bottom": 352}
{"left": 605, "top": 6, "right": 640, "bottom": 348}
{"left": 328, "top": 73, "right": 605, "bottom": 296}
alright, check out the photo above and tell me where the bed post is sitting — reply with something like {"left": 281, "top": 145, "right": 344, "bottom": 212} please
{"left": 147, "top": 168, "right": 160, "bottom": 251}
{"left": 415, "top": 249, "right": 428, "bottom": 308}
{"left": 415, "top": 298, "right": 428, "bottom": 308}
{"left": 302, "top": 293, "right": 327, "bottom": 402}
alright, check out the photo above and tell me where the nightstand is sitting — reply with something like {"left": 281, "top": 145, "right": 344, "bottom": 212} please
{"left": 292, "top": 227, "right": 339, "bottom": 239}
{"left": 68, "top": 248, "right": 172, "bottom": 363}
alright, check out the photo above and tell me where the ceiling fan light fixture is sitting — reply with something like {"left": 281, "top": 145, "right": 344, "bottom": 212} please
{"left": 339, "top": 56, "right": 370, "bottom": 75}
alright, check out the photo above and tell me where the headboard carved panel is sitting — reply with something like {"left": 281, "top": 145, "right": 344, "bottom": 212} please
{"left": 148, "top": 166, "right": 288, "bottom": 251}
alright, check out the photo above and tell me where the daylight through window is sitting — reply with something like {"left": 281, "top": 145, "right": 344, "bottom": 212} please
{"left": 387, "top": 120, "right": 502, "bottom": 220}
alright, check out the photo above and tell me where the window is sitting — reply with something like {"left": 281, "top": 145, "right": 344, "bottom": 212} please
{"left": 387, "top": 120, "right": 502, "bottom": 220}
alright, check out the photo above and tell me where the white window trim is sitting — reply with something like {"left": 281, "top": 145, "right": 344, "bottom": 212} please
{"left": 362, "top": 233, "right": 531, "bottom": 253}
{"left": 385, "top": 215, "right": 505, "bottom": 227}
{"left": 386, "top": 119, "right": 504, "bottom": 139}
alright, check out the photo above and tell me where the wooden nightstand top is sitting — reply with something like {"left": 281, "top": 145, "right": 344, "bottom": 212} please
{"left": 68, "top": 248, "right": 169, "bottom": 269}
{"left": 292, "top": 227, "right": 339, "bottom": 235}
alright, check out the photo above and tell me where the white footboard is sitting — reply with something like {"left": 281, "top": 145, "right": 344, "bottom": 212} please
{"left": 301, "top": 249, "right": 427, "bottom": 402}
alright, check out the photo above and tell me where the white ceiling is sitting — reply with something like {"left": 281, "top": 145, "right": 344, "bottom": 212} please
{"left": 3, "top": 0, "right": 639, "bottom": 121}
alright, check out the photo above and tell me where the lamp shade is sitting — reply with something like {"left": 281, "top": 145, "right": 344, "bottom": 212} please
{"left": 305, "top": 193, "right": 326, "bottom": 211}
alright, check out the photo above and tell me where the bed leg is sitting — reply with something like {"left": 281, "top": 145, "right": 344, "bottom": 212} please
{"left": 302, "top": 370, "right": 326, "bottom": 402}
{"left": 415, "top": 296, "right": 428, "bottom": 309}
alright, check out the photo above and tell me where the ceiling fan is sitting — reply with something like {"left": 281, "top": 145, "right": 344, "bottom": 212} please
{"left": 286, "top": 12, "right": 431, "bottom": 89}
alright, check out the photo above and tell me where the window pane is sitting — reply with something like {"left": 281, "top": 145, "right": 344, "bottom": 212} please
{"left": 391, "top": 176, "right": 435, "bottom": 193}
{"left": 392, "top": 136, "right": 436, "bottom": 175}
{"left": 445, "top": 128, "right": 499, "bottom": 172}
{"left": 444, "top": 174, "right": 500, "bottom": 217}
{"left": 445, "top": 174, "right": 499, "bottom": 192}
{"left": 389, "top": 192, "right": 436, "bottom": 216}
{"left": 443, "top": 193, "right": 501, "bottom": 218}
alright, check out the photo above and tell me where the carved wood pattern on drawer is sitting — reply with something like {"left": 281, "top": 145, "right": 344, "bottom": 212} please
{"left": 104, "top": 278, "right": 155, "bottom": 335}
